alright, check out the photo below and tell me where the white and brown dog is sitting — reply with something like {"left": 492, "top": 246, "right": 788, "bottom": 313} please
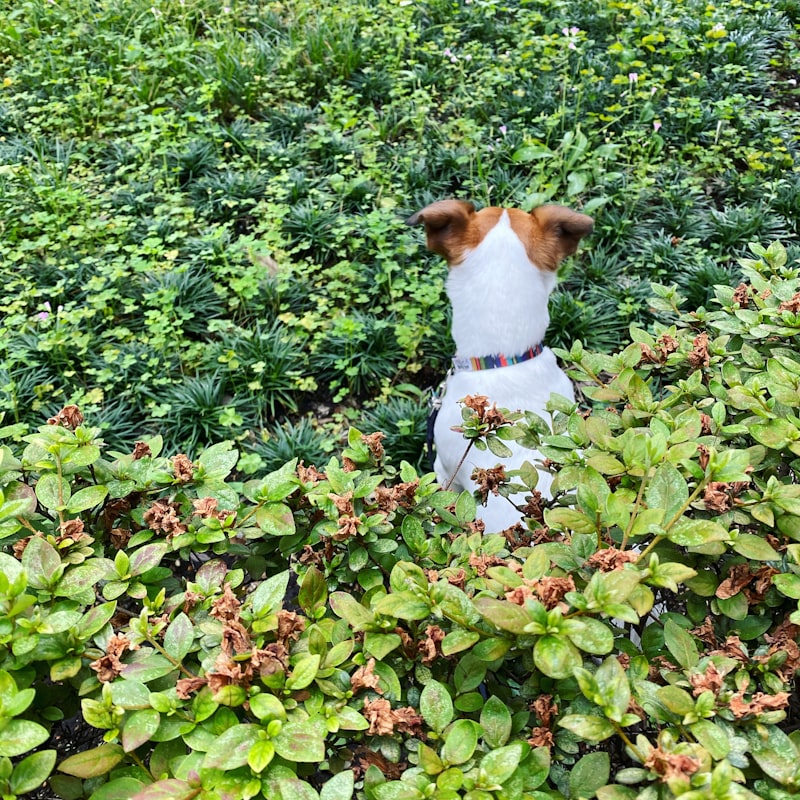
{"left": 408, "top": 199, "right": 593, "bottom": 532}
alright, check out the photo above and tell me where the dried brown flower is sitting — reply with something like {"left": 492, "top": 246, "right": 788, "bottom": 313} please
{"left": 351, "top": 658, "right": 383, "bottom": 694}
{"left": 643, "top": 746, "right": 701, "bottom": 783}
{"left": 276, "top": 609, "right": 306, "bottom": 645}
{"left": 471, "top": 465, "right": 508, "bottom": 503}
{"left": 687, "top": 332, "right": 711, "bottom": 369}
{"left": 656, "top": 334, "right": 679, "bottom": 360}
{"left": 585, "top": 547, "right": 638, "bottom": 572}
{"left": 132, "top": 441, "right": 152, "bottom": 460}
{"left": 778, "top": 292, "right": 800, "bottom": 313}
{"left": 419, "top": 625, "right": 445, "bottom": 665}
{"left": 172, "top": 454, "right": 194, "bottom": 482}
{"left": 533, "top": 575, "right": 576, "bottom": 610}
{"left": 47, "top": 405, "right": 84, "bottom": 429}
{"left": 297, "top": 463, "right": 326, "bottom": 485}
{"left": 689, "top": 662, "right": 725, "bottom": 696}
{"left": 143, "top": 499, "right": 187, "bottom": 537}
{"left": 528, "top": 727, "right": 555, "bottom": 748}
{"left": 333, "top": 515, "right": 361, "bottom": 541}
{"left": 363, "top": 697, "right": 395, "bottom": 736}
{"left": 732, "top": 283, "right": 750, "bottom": 308}
{"left": 176, "top": 676, "right": 207, "bottom": 699}
{"left": 90, "top": 634, "right": 138, "bottom": 682}
{"left": 375, "top": 481, "right": 419, "bottom": 513}
{"left": 362, "top": 432, "right": 385, "bottom": 462}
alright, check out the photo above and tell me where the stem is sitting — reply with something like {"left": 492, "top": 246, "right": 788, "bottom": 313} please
{"left": 443, "top": 440, "right": 474, "bottom": 492}
{"left": 621, "top": 467, "right": 653, "bottom": 550}
{"left": 614, "top": 722, "right": 645, "bottom": 762}
{"left": 634, "top": 477, "right": 709, "bottom": 564}
{"left": 145, "top": 635, "right": 197, "bottom": 679}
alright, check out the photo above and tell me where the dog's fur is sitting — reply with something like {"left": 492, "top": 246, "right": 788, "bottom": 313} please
{"left": 408, "top": 199, "right": 593, "bottom": 532}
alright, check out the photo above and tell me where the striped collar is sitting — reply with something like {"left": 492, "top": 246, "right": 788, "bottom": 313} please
{"left": 451, "top": 342, "right": 544, "bottom": 373}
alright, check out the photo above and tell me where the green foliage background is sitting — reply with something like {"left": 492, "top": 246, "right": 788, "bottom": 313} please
{"left": 1, "top": 0, "right": 798, "bottom": 463}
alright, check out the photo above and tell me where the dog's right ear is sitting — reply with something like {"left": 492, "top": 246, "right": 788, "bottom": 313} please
{"left": 406, "top": 199, "right": 476, "bottom": 261}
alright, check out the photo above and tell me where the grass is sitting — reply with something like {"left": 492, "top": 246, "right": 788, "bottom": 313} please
{"left": 0, "top": 0, "right": 798, "bottom": 463}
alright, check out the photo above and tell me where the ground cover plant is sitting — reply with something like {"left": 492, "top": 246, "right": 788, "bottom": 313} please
{"left": 2, "top": 243, "right": 800, "bottom": 799}
{"left": 0, "top": 0, "right": 798, "bottom": 465}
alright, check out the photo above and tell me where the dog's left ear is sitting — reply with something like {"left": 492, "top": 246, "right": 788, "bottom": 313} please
{"left": 406, "top": 199, "right": 476, "bottom": 261}
{"left": 530, "top": 205, "right": 594, "bottom": 264}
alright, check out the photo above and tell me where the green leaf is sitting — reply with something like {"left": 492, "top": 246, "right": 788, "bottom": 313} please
{"left": 58, "top": 743, "right": 125, "bottom": 778}
{"left": 202, "top": 724, "right": 260, "bottom": 770}
{"left": 373, "top": 591, "right": 431, "bottom": 621}
{"left": 487, "top": 436, "right": 513, "bottom": 458}
{"left": 248, "top": 739, "right": 275, "bottom": 773}
{"left": 196, "top": 441, "right": 239, "bottom": 479}
{"left": 22, "top": 535, "right": 62, "bottom": 589}
{"left": 8, "top": 749, "right": 56, "bottom": 795}
{"left": 0, "top": 719, "right": 50, "bottom": 757}
{"left": 570, "top": 752, "right": 610, "bottom": 799}
{"left": 249, "top": 571, "right": 290, "bottom": 616}
{"left": 455, "top": 490, "right": 477, "bottom": 523}
{"left": 320, "top": 770, "right": 355, "bottom": 800}
{"left": 563, "top": 617, "right": 614, "bottom": 655}
{"left": 663, "top": 619, "right": 699, "bottom": 668}
{"left": 558, "top": 714, "right": 616, "bottom": 742}
{"left": 441, "top": 630, "right": 480, "bottom": 656}
{"left": 329, "top": 592, "right": 375, "bottom": 630}
{"left": 256, "top": 502, "right": 296, "bottom": 536}
{"left": 363, "top": 632, "right": 402, "bottom": 659}
{"left": 645, "top": 462, "right": 688, "bottom": 523}
{"left": 667, "top": 518, "right": 729, "bottom": 547}
{"left": 372, "top": 782, "right": 425, "bottom": 800}
{"left": 480, "top": 696, "right": 512, "bottom": 748}
{"left": 66, "top": 485, "right": 108, "bottom": 514}
{"left": 285, "top": 654, "right": 321, "bottom": 691}
{"left": 249, "top": 693, "right": 287, "bottom": 723}
{"left": 122, "top": 708, "right": 161, "bottom": 752}
{"left": 299, "top": 566, "right": 328, "bottom": 615}
{"left": 479, "top": 743, "right": 522, "bottom": 785}
{"left": 420, "top": 680, "right": 454, "bottom": 733}
{"left": 128, "top": 543, "right": 168, "bottom": 577}
{"left": 272, "top": 719, "right": 327, "bottom": 762}
{"left": 162, "top": 612, "right": 194, "bottom": 661}
{"left": 732, "top": 533, "right": 780, "bottom": 561}
{"left": 35, "top": 473, "right": 70, "bottom": 510}
{"left": 131, "top": 778, "right": 199, "bottom": 800}
{"left": 442, "top": 719, "right": 479, "bottom": 765}
{"left": 533, "top": 635, "right": 582, "bottom": 679}
{"left": 773, "top": 573, "right": 800, "bottom": 599}
{"left": 474, "top": 597, "right": 531, "bottom": 634}
{"left": 87, "top": 777, "right": 146, "bottom": 800}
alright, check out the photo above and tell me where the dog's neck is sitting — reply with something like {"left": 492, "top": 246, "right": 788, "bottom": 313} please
{"left": 447, "top": 211, "right": 557, "bottom": 358}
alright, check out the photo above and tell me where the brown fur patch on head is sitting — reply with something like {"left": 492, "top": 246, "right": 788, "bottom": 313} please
{"left": 525, "top": 205, "right": 594, "bottom": 271}
{"left": 408, "top": 200, "right": 593, "bottom": 270}
{"left": 406, "top": 199, "right": 478, "bottom": 263}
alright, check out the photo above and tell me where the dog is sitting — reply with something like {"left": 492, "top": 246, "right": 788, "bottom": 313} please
{"left": 407, "top": 199, "right": 593, "bottom": 532}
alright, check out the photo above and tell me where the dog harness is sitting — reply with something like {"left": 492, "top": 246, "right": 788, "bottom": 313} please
{"left": 426, "top": 342, "right": 545, "bottom": 468}
{"left": 451, "top": 342, "right": 544, "bottom": 373}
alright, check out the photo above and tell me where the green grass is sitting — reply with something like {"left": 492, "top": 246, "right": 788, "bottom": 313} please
{"left": 0, "top": 0, "right": 798, "bottom": 462}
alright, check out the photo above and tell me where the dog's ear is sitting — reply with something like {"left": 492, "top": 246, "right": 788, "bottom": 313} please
{"left": 529, "top": 205, "right": 593, "bottom": 269}
{"left": 406, "top": 199, "right": 476, "bottom": 260}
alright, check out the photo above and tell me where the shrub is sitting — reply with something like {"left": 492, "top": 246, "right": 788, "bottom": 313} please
{"left": 2, "top": 242, "right": 800, "bottom": 800}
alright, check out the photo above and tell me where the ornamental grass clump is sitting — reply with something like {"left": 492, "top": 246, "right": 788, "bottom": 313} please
{"left": 1, "top": 242, "right": 800, "bottom": 799}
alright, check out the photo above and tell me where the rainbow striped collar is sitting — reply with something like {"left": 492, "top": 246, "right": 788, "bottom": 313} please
{"left": 451, "top": 342, "right": 544, "bottom": 373}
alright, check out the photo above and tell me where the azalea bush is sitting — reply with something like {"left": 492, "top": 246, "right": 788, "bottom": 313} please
{"left": 2, "top": 242, "right": 800, "bottom": 800}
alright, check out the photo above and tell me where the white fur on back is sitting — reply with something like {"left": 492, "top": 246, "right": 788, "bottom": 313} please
{"left": 447, "top": 211, "right": 558, "bottom": 358}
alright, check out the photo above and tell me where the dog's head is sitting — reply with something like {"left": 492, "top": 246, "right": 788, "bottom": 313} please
{"left": 406, "top": 199, "right": 593, "bottom": 272}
